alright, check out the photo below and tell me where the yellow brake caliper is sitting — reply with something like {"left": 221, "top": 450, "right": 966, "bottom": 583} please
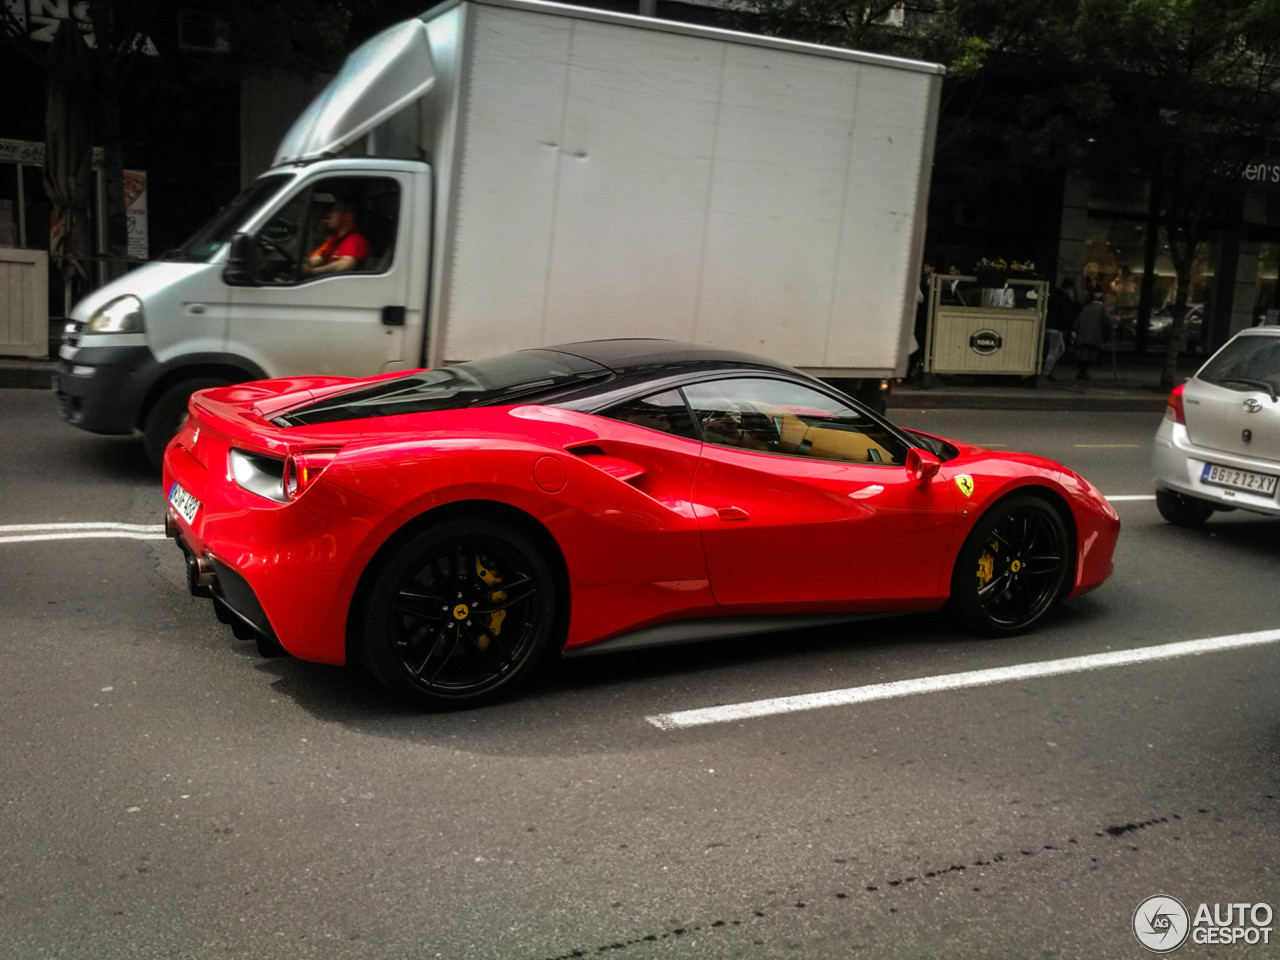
{"left": 475, "top": 556, "right": 506, "bottom": 650}
{"left": 976, "top": 538, "right": 997, "bottom": 589}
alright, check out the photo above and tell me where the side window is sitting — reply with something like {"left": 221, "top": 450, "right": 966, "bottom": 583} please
{"left": 253, "top": 176, "right": 400, "bottom": 284}
{"left": 682, "top": 378, "right": 907, "bottom": 465}
{"left": 603, "top": 389, "right": 700, "bottom": 440}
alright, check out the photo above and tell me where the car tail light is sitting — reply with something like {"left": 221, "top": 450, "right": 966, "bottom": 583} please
{"left": 1165, "top": 382, "right": 1186, "bottom": 424}
{"left": 283, "top": 448, "right": 341, "bottom": 500}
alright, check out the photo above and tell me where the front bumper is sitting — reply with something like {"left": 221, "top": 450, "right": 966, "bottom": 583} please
{"left": 54, "top": 344, "right": 157, "bottom": 435}
{"left": 1152, "top": 418, "right": 1280, "bottom": 517}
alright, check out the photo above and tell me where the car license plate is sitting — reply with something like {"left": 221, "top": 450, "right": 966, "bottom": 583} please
{"left": 1201, "top": 463, "right": 1279, "bottom": 496}
{"left": 169, "top": 482, "right": 200, "bottom": 525}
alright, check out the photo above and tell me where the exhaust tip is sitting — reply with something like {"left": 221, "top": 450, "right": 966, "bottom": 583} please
{"left": 185, "top": 554, "right": 215, "bottom": 598}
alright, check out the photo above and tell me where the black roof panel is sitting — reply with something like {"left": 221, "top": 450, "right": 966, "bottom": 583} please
{"left": 541, "top": 339, "right": 800, "bottom": 376}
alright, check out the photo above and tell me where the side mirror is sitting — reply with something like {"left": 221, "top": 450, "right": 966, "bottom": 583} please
{"left": 222, "top": 232, "right": 257, "bottom": 286}
{"left": 906, "top": 447, "right": 941, "bottom": 484}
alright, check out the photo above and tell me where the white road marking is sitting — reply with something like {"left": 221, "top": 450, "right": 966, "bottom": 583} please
{"left": 645, "top": 628, "right": 1280, "bottom": 731}
{"left": 0, "top": 522, "right": 166, "bottom": 545}
{"left": 1106, "top": 494, "right": 1155, "bottom": 502}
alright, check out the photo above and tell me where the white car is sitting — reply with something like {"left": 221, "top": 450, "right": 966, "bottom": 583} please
{"left": 1152, "top": 327, "right": 1280, "bottom": 524}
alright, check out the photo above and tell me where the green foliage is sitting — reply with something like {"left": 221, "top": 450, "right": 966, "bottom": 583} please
{"left": 949, "top": 36, "right": 988, "bottom": 78}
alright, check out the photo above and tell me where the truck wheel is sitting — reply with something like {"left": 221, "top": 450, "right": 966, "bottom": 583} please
{"left": 143, "top": 378, "right": 228, "bottom": 468}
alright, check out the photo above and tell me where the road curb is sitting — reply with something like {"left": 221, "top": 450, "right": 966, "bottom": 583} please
{"left": 0, "top": 362, "right": 54, "bottom": 390}
{"left": 887, "top": 393, "right": 1169, "bottom": 413}
{"left": 0, "top": 360, "right": 1173, "bottom": 413}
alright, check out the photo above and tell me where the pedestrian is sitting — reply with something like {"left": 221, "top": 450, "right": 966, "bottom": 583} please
{"left": 1073, "top": 290, "right": 1114, "bottom": 381}
{"left": 908, "top": 263, "right": 933, "bottom": 382}
{"left": 1042, "top": 277, "right": 1079, "bottom": 381}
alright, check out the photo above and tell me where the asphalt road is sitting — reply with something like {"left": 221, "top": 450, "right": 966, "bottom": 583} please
{"left": 2, "top": 389, "right": 1277, "bottom": 959}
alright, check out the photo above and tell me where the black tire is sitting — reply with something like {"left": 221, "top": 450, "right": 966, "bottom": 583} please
{"left": 143, "top": 377, "right": 228, "bottom": 468}
{"left": 1155, "top": 489, "right": 1214, "bottom": 526}
{"left": 950, "top": 494, "right": 1071, "bottom": 636}
{"left": 359, "top": 517, "right": 557, "bottom": 709}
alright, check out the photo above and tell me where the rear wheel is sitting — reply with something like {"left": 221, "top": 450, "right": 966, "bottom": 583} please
{"left": 1155, "top": 489, "right": 1214, "bottom": 526}
{"left": 950, "top": 494, "right": 1070, "bottom": 636}
{"left": 143, "top": 377, "right": 228, "bottom": 468}
{"left": 359, "top": 518, "right": 556, "bottom": 708}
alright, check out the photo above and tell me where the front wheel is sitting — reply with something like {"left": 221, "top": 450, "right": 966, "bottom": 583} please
{"left": 1155, "top": 489, "right": 1214, "bottom": 526}
{"left": 358, "top": 518, "right": 557, "bottom": 709}
{"left": 949, "top": 494, "right": 1071, "bottom": 636}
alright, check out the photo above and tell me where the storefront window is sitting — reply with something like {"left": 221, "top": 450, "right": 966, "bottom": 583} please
{"left": 1254, "top": 243, "right": 1279, "bottom": 325}
{"left": 0, "top": 164, "right": 17, "bottom": 246}
{"left": 1083, "top": 217, "right": 1147, "bottom": 342}
{"left": 22, "top": 164, "right": 49, "bottom": 250}
{"left": 1149, "top": 229, "right": 1217, "bottom": 352}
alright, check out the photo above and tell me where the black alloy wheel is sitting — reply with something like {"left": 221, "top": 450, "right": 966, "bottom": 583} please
{"left": 950, "top": 494, "right": 1071, "bottom": 635}
{"left": 361, "top": 518, "right": 556, "bottom": 708}
{"left": 1155, "top": 489, "right": 1215, "bottom": 526}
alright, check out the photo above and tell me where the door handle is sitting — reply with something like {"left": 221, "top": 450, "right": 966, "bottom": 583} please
{"left": 715, "top": 506, "right": 749, "bottom": 521}
{"left": 381, "top": 305, "right": 406, "bottom": 326}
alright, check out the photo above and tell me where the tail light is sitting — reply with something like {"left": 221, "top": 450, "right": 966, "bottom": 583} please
{"left": 283, "top": 448, "right": 341, "bottom": 500}
{"left": 1165, "top": 382, "right": 1186, "bottom": 424}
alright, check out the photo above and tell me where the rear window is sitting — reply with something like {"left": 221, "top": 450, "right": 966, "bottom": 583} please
{"left": 1198, "top": 334, "right": 1280, "bottom": 395}
{"left": 277, "top": 350, "right": 610, "bottom": 426}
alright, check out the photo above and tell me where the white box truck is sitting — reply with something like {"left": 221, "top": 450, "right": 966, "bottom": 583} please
{"left": 53, "top": 0, "right": 943, "bottom": 463}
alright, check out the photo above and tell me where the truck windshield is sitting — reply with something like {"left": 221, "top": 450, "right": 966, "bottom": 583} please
{"left": 165, "top": 174, "right": 294, "bottom": 263}
{"left": 277, "top": 350, "right": 612, "bottom": 426}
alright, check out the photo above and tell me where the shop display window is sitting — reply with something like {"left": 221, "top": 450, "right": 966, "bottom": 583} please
{"left": 1254, "top": 243, "right": 1279, "bottom": 326}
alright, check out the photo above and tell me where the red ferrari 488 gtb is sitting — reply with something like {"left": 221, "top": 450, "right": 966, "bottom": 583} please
{"left": 163, "top": 340, "right": 1118, "bottom": 707}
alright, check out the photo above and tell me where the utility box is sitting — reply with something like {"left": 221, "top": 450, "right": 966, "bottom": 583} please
{"left": 925, "top": 274, "right": 1047, "bottom": 376}
{"left": 0, "top": 248, "right": 49, "bottom": 358}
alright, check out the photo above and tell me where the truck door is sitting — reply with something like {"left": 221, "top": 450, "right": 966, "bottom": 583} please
{"left": 227, "top": 168, "right": 429, "bottom": 378}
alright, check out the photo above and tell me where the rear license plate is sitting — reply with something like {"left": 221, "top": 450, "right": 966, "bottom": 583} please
{"left": 169, "top": 482, "right": 200, "bottom": 525}
{"left": 1201, "top": 463, "right": 1279, "bottom": 496}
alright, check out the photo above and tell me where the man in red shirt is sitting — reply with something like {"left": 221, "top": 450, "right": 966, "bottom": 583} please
{"left": 304, "top": 200, "right": 371, "bottom": 275}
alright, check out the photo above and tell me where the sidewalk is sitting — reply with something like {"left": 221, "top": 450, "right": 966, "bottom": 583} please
{"left": 1, "top": 350, "right": 1200, "bottom": 412}
{"left": 888, "top": 350, "right": 1196, "bottom": 412}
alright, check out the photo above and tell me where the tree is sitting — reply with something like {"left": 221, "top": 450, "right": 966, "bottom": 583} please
{"left": 735, "top": 0, "right": 1280, "bottom": 386}
{"left": 1075, "top": 0, "right": 1280, "bottom": 387}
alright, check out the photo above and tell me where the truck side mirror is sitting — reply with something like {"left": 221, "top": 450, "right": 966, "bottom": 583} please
{"left": 223, "top": 233, "right": 257, "bottom": 286}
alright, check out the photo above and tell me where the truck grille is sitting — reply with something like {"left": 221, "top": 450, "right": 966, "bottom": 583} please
{"left": 62, "top": 319, "right": 84, "bottom": 348}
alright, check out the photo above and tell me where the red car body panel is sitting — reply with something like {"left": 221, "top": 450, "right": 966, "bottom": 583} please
{"left": 163, "top": 366, "right": 1119, "bottom": 669}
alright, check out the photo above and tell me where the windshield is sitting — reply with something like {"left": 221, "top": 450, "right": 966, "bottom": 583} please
{"left": 1198, "top": 333, "right": 1280, "bottom": 396}
{"left": 278, "top": 350, "right": 612, "bottom": 426}
{"left": 166, "top": 174, "right": 294, "bottom": 263}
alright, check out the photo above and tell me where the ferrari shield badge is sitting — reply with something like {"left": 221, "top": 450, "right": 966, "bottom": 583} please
{"left": 954, "top": 475, "right": 975, "bottom": 498}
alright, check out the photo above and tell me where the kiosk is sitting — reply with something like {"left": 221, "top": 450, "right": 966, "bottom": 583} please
{"left": 926, "top": 273, "right": 1048, "bottom": 377}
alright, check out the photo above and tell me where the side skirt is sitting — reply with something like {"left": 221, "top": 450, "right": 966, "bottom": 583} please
{"left": 561, "top": 612, "right": 904, "bottom": 658}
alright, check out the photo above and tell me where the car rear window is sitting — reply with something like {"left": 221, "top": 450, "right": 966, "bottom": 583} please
{"left": 276, "top": 350, "right": 611, "bottom": 426}
{"left": 1198, "top": 334, "right": 1280, "bottom": 395}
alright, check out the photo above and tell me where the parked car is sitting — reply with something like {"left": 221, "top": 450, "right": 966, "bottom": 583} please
{"left": 1152, "top": 327, "right": 1280, "bottom": 524}
{"left": 1146, "top": 303, "right": 1204, "bottom": 351}
{"left": 163, "top": 340, "right": 1120, "bottom": 708}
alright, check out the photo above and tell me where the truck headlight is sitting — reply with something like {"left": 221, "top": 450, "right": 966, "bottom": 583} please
{"left": 86, "top": 295, "right": 145, "bottom": 334}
